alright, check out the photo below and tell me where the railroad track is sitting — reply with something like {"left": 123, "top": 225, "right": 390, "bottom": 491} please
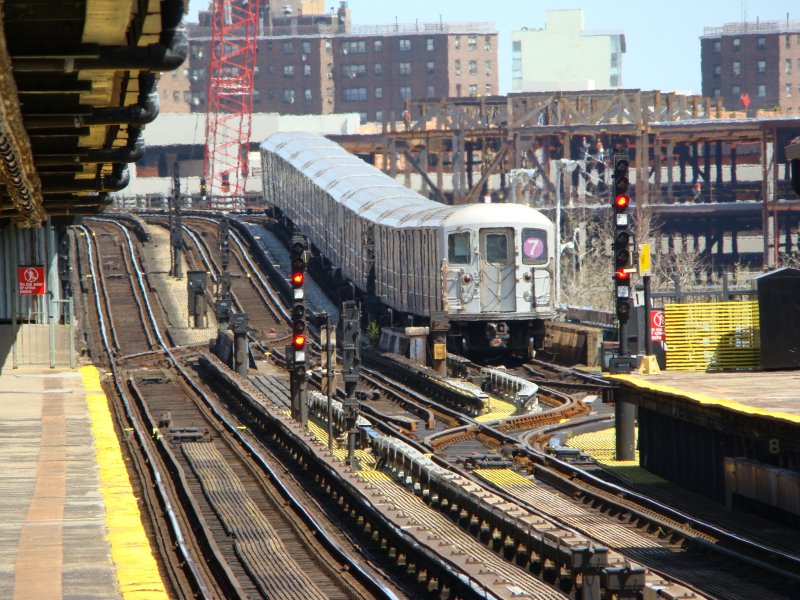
{"left": 77, "top": 218, "right": 400, "bottom": 599}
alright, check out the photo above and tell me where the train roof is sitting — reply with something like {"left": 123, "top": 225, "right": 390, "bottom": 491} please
{"left": 261, "top": 132, "right": 552, "bottom": 230}
{"left": 262, "top": 131, "right": 460, "bottom": 228}
{"left": 444, "top": 203, "right": 553, "bottom": 229}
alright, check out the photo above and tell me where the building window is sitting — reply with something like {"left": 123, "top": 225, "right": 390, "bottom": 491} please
{"left": 713, "top": 64, "right": 721, "bottom": 78}
{"left": 512, "top": 41, "right": 522, "bottom": 81}
{"left": 172, "top": 91, "right": 179, "bottom": 101}
{"left": 426, "top": 85, "right": 435, "bottom": 98}
{"left": 326, "top": 87, "right": 333, "bottom": 104}
{"left": 327, "top": 63, "right": 333, "bottom": 79}
{"left": 283, "top": 65, "right": 294, "bottom": 77}
{"left": 757, "top": 36, "right": 766, "bottom": 49}
{"left": 468, "top": 60, "right": 477, "bottom": 75}
{"left": 454, "top": 36, "right": 460, "bottom": 50}
{"left": 456, "top": 83, "right": 462, "bottom": 96}
{"left": 302, "top": 41, "right": 311, "bottom": 54}
{"left": 484, "top": 84, "right": 492, "bottom": 95}
{"left": 484, "top": 36, "right": 491, "bottom": 51}
{"left": 325, "top": 39, "right": 331, "bottom": 54}
{"left": 399, "top": 39, "right": 410, "bottom": 52}
{"left": 757, "top": 60, "right": 766, "bottom": 73}
{"left": 400, "top": 86, "right": 411, "bottom": 99}
{"left": 713, "top": 40, "right": 721, "bottom": 53}
{"left": 732, "top": 85, "right": 741, "bottom": 98}
{"left": 183, "top": 91, "right": 191, "bottom": 102}
{"left": 342, "top": 41, "right": 366, "bottom": 55}
{"left": 304, "top": 89, "right": 312, "bottom": 102}
{"left": 283, "top": 41, "right": 293, "bottom": 55}
{"left": 343, "top": 87, "right": 367, "bottom": 101}
{"left": 373, "top": 63, "right": 383, "bottom": 75}
{"left": 426, "top": 38, "right": 434, "bottom": 51}
{"left": 374, "top": 40, "right": 382, "bottom": 52}
{"left": 732, "top": 61, "right": 741, "bottom": 76}
{"left": 358, "top": 112, "right": 367, "bottom": 124}
{"left": 786, "top": 59, "right": 793, "bottom": 74}
{"left": 342, "top": 64, "right": 366, "bottom": 78}
{"left": 267, "top": 89, "right": 274, "bottom": 100}
{"left": 713, "top": 88, "right": 720, "bottom": 98}
{"left": 467, "top": 35, "right": 477, "bottom": 51}
{"left": 399, "top": 62, "right": 411, "bottom": 75}
{"left": 485, "top": 61, "right": 492, "bottom": 76}
{"left": 610, "top": 74, "right": 619, "bottom": 87}
{"left": 304, "top": 64, "right": 311, "bottom": 77}
{"left": 253, "top": 90, "right": 259, "bottom": 103}
{"left": 786, "top": 34, "right": 791, "bottom": 49}
{"left": 732, "top": 38, "right": 740, "bottom": 51}
{"left": 284, "top": 89, "right": 295, "bottom": 103}
{"left": 265, "top": 40, "right": 272, "bottom": 52}
{"left": 426, "top": 61, "right": 434, "bottom": 74}
{"left": 375, "top": 111, "right": 383, "bottom": 122}
{"left": 786, "top": 83, "right": 793, "bottom": 97}
{"left": 374, "top": 87, "right": 382, "bottom": 99}
{"left": 469, "top": 84, "right": 477, "bottom": 97}
{"left": 455, "top": 59, "right": 461, "bottom": 76}
{"left": 758, "top": 84, "right": 767, "bottom": 97}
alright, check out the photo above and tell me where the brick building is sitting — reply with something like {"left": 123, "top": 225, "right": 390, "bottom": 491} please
{"left": 159, "top": 2, "right": 498, "bottom": 123}
{"left": 701, "top": 19, "right": 800, "bottom": 114}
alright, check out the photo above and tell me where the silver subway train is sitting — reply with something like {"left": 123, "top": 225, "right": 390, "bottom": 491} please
{"left": 261, "top": 132, "right": 556, "bottom": 356}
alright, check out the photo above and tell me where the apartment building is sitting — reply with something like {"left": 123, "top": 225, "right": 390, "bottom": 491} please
{"left": 511, "top": 9, "right": 625, "bottom": 92}
{"left": 701, "top": 19, "right": 800, "bottom": 114}
{"left": 160, "top": 2, "right": 499, "bottom": 122}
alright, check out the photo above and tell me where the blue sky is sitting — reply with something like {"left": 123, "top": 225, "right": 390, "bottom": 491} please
{"left": 188, "top": 1, "right": 796, "bottom": 95}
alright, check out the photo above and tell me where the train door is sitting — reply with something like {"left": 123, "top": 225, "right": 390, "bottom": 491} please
{"left": 479, "top": 228, "right": 515, "bottom": 312}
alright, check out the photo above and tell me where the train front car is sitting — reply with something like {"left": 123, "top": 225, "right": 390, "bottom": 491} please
{"left": 442, "top": 203, "right": 556, "bottom": 358}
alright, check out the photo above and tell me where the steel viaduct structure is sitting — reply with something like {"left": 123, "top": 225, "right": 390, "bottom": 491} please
{"left": 335, "top": 91, "right": 800, "bottom": 269}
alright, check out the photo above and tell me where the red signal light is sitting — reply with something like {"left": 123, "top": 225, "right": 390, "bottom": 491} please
{"left": 614, "top": 194, "right": 630, "bottom": 210}
{"left": 292, "top": 334, "right": 306, "bottom": 349}
{"left": 291, "top": 272, "right": 304, "bottom": 287}
{"left": 614, "top": 268, "right": 631, "bottom": 282}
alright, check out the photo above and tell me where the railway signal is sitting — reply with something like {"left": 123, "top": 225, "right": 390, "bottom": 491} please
{"left": 341, "top": 300, "right": 361, "bottom": 469}
{"left": 289, "top": 235, "right": 308, "bottom": 424}
{"left": 612, "top": 154, "right": 633, "bottom": 325}
{"left": 611, "top": 153, "right": 635, "bottom": 372}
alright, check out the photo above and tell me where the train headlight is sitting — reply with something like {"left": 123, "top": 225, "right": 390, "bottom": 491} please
{"left": 523, "top": 291, "right": 532, "bottom": 302}
{"left": 461, "top": 292, "right": 473, "bottom": 304}
{"left": 522, "top": 271, "right": 532, "bottom": 282}
{"left": 462, "top": 273, "right": 473, "bottom": 284}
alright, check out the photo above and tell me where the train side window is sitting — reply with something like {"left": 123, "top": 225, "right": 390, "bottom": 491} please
{"left": 521, "top": 228, "right": 548, "bottom": 265}
{"left": 485, "top": 233, "right": 508, "bottom": 263}
{"left": 448, "top": 232, "right": 471, "bottom": 264}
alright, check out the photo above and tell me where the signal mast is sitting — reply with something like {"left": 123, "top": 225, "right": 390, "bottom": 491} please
{"left": 203, "top": 0, "right": 261, "bottom": 208}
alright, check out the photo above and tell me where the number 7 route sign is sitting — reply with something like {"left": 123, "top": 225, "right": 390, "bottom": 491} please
{"left": 18, "top": 266, "right": 45, "bottom": 296}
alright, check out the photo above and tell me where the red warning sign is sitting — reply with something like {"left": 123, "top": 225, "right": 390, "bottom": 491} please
{"left": 18, "top": 266, "right": 45, "bottom": 296}
{"left": 650, "top": 309, "right": 665, "bottom": 342}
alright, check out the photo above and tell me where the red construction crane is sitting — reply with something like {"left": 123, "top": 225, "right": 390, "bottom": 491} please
{"left": 203, "top": 0, "right": 261, "bottom": 207}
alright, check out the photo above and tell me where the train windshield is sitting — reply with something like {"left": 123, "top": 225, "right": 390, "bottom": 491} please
{"left": 484, "top": 232, "right": 509, "bottom": 264}
{"left": 521, "top": 228, "right": 548, "bottom": 265}
{"left": 448, "top": 231, "right": 471, "bottom": 264}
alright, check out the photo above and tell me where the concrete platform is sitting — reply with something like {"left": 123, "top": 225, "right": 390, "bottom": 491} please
{"left": 608, "top": 369, "right": 800, "bottom": 511}
{"left": 0, "top": 366, "right": 166, "bottom": 599}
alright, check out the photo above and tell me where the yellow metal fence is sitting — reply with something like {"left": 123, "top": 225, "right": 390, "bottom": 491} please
{"left": 665, "top": 301, "right": 761, "bottom": 371}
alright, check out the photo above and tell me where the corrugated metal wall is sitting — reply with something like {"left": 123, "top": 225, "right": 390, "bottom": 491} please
{"left": 0, "top": 220, "right": 61, "bottom": 323}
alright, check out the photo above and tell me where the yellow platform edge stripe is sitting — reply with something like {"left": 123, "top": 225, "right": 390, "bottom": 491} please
{"left": 608, "top": 373, "right": 800, "bottom": 424}
{"left": 80, "top": 366, "right": 169, "bottom": 599}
